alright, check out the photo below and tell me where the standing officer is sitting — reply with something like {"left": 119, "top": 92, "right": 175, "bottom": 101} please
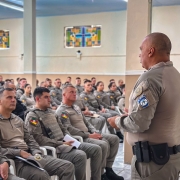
{"left": 0, "top": 88, "right": 74, "bottom": 180}
{"left": 108, "top": 32, "right": 180, "bottom": 180}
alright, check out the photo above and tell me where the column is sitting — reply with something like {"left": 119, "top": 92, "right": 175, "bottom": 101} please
{"left": 23, "top": 0, "right": 36, "bottom": 89}
{"left": 124, "top": 0, "right": 152, "bottom": 164}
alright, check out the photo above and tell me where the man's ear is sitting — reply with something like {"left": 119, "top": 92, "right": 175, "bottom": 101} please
{"left": 148, "top": 47, "right": 155, "bottom": 57}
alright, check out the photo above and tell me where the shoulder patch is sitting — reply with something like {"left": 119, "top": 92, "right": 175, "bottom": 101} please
{"left": 84, "top": 97, "right": 88, "bottom": 101}
{"left": 110, "top": 96, "right": 114, "bottom": 99}
{"left": 22, "top": 99, "right": 25, "bottom": 103}
{"left": 29, "top": 117, "right": 39, "bottom": 126}
{"left": 61, "top": 112, "right": 68, "bottom": 119}
{"left": 138, "top": 95, "right": 149, "bottom": 108}
{"left": 97, "top": 95, "right": 101, "bottom": 99}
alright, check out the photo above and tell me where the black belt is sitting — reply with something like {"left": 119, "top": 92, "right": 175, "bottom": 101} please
{"left": 133, "top": 144, "right": 180, "bottom": 155}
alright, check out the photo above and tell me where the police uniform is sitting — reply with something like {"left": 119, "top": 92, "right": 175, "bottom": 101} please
{"left": 75, "top": 96, "right": 106, "bottom": 132}
{"left": 16, "top": 88, "right": 24, "bottom": 99}
{"left": 20, "top": 94, "right": 35, "bottom": 111}
{"left": 118, "top": 95, "right": 125, "bottom": 114}
{"left": 0, "top": 113, "right": 74, "bottom": 180}
{"left": 94, "top": 90, "right": 119, "bottom": 116}
{"left": 0, "top": 146, "right": 25, "bottom": 180}
{"left": 47, "top": 85, "right": 54, "bottom": 91}
{"left": 115, "top": 61, "right": 180, "bottom": 180}
{"left": 106, "top": 90, "right": 121, "bottom": 106}
{"left": 80, "top": 91, "right": 115, "bottom": 134}
{"left": 25, "top": 107, "right": 102, "bottom": 180}
{"left": 56, "top": 103, "right": 119, "bottom": 177}
{"left": 75, "top": 85, "right": 84, "bottom": 96}
{"left": 50, "top": 87, "right": 62, "bottom": 106}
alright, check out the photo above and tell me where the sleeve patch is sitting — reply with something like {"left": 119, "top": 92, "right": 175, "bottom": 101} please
{"left": 138, "top": 95, "right": 149, "bottom": 108}
{"left": 61, "top": 113, "right": 68, "bottom": 119}
{"left": 29, "top": 117, "right": 39, "bottom": 126}
{"left": 97, "top": 95, "right": 101, "bottom": 99}
{"left": 84, "top": 97, "right": 88, "bottom": 101}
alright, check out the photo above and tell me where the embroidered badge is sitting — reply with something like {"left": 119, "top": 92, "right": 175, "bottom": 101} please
{"left": 110, "top": 96, "right": 114, "bottom": 99}
{"left": 138, "top": 95, "right": 149, "bottom": 108}
{"left": 84, "top": 97, "right": 88, "bottom": 101}
{"left": 30, "top": 117, "right": 39, "bottom": 126}
{"left": 61, "top": 113, "right": 68, "bottom": 119}
{"left": 34, "top": 154, "right": 42, "bottom": 161}
{"left": 133, "top": 86, "right": 143, "bottom": 99}
{"left": 97, "top": 96, "right": 101, "bottom": 99}
{"left": 22, "top": 99, "right": 25, "bottom": 103}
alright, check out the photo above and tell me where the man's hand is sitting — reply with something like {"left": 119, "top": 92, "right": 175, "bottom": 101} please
{"left": 83, "top": 110, "right": 93, "bottom": 116}
{"left": 20, "top": 150, "right": 32, "bottom": 159}
{"left": 89, "top": 133, "right": 102, "bottom": 140}
{"left": 124, "top": 108, "right": 128, "bottom": 114}
{"left": 52, "top": 106, "right": 57, "bottom": 110}
{"left": 111, "top": 106, "right": 115, "bottom": 110}
{"left": 100, "top": 108, "right": 106, "bottom": 113}
{"left": 108, "top": 117, "right": 119, "bottom": 129}
{"left": 63, "top": 141, "right": 74, "bottom": 146}
{"left": 0, "top": 162, "right": 9, "bottom": 180}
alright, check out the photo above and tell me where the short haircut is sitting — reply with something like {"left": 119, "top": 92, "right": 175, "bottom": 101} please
{"left": 67, "top": 77, "right": 71, "bottom": 79}
{"left": 45, "top": 78, "right": 50, "bottom": 81}
{"left": 84, "top": 79, "right": 91, "bottom": 84}
{"left": 108, "top": 82, "right": 116, "bottom": 89}
{"left": 24, "top": 83, "right": 30, "bottom": 88}
{"left": 0, "top": 88, "right": 14, "bottom": 99}
{"left": 91, "top": 77, "right": 96, "bottom": 80}
{"left": 5, "top": 79, "right": 11, "bottom": 82}
{"left": 120, "top": 84, "right": 125, "bottom": 90}
{"left": 55, "top": 78, "right": 61, "bottom": 81}
{"left": 20, "top": 78, "right": 26, "bottom": 81}
{"left": 96, "top": 81, "right": 103, "bottom": 88}
{"left": 76, "top": 77, "right": 81, "bottom": 80}
{"left": 16, "top": 77, "right": 20, "bottom": 81}
{"left": 33, "top": 87, "right": 50, "bottom": 100}
{"left": 40, "top": 81, "right": 44, "bottom": 86}
{"left": 109, "top": 79, "right": 115, "bottom": 82}
{"left": 62, "top": 84, "right": 75, "bottom": 93}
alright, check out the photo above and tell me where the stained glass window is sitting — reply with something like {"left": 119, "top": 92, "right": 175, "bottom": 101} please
{"left": 0, "top": 30, "right": 10, "bottom": 49}
{"left": 65, "top": 25, "right": 101, "bottom": 48}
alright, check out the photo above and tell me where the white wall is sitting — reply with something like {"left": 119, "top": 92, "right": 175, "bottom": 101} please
{"left": 152, "top": 5, "right": 180, "bottom": 71}
{"left": 0, "top": 11, "right": 127, "bottom": 75}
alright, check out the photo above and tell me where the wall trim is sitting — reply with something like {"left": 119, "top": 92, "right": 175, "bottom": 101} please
{"left": 0, "top": 70, "right": 144, "bottom": 76}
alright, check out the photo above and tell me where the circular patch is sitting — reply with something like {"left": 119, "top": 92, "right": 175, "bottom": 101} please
{"left": 138, "top": 96, "right": 149, "bottom": 108}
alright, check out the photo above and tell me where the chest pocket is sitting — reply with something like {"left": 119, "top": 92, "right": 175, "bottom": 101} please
{"left": 90, "top": 100, "right": 99, "bottom": 107}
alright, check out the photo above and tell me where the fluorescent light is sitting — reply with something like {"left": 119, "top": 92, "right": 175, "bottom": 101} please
{"left": 123, "top": 0, "right": 128, "bottom": 2}
{"left": 0, "top": 1, "right": 24, "bottom": 12}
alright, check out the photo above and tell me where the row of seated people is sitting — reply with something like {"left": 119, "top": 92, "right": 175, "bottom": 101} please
{"left": 10, "top": 76, "right": 125, "bottom": 142}
{"left": 0, "top": 84, "right": 124, "bottom": 180}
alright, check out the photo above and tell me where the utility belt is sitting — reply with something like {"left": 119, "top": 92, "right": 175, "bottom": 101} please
{"left": 132, "top": 141, "right": 180, "bottom": 165}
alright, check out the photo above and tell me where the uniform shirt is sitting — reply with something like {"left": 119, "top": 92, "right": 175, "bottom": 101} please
{"left": 50, "top": 87, "right": 62, "bottom": 105}
{"left": 56, "top": 103, "right": 97, "bottom": 139}
{"left": 47, "top": 85, "right": 54, "bottom": 91}
{"left": 12, "top": 98, "right": 27, "bottom": 121}
{"left": 80, "top": 91, "right": 102, "bottom": 111}
{"left": 16, "top": 88, "right": 24, "bottom": 99}
{"left": 94, "top": 90, "right": 111, "bottom": 109}
{"left": 0, "top": 113, "right": 41, "bottom": 159}
{"left": 20, "top": 94, "right": 35, "bottom": 110}
{"left": 115, "top": 61, "right": 180, "bottom": 147}
{"left": 75, "top": 85, "right": 84, "bottom": 96}
{"left": 118, "top": 95, "right": 125, "bottom": 114}
{"left": 106, "top": 90, "right": 121, "bottom": 106}
{"left": 25, "top": 108, "right": 73, "bottom": 153}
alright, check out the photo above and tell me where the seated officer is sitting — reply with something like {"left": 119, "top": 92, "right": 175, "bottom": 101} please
{"left": 91, "top": 77, "right": 97, "bottom": 92}
{"left": 56, "top": 84, "right": 124, "bottom": 180}
{"left": 0, "top": 88, "right": 74, "bottom": 180}
{"left": 50, "top": 78, "right": 62, "bottom": 106}
{"left": 0, "top": 146, "right": 25, "bottom": 180}
{"left": 106, "top": 82, "right": 121, "bottom": 106}
{"left": 94, "top": 81, "right": 119, "bottom": 116}
{"left": 5, "top": 82, "right": 27, "bottom": 121}
{"left": 118, "top": 84, "right": 126, "bottom": 114}
{"left": 45, "top": 78, "right": 54, "bottom": 91}
{"left": 25, "top": 87, "right": 103, "bottom": 180}
{"left": 80, "top": 80, "right": 115, "bottom": 134}
{"left": 16, "top": 78, "right": 27, "bottom": 99}
{"left": 75, "top": 77, "right": 84, "bottom": 95}
{"left": 75, "top": 95, "right": 106, "bottom": 132}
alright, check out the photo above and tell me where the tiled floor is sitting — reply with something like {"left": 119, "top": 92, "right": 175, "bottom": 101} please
{"left": 112, "top": 143, "right": 131, "bottom": 180}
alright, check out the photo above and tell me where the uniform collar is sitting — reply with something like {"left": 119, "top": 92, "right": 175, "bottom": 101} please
{"left": 0, "top": 113, "right": 16, "bottom": 120}
{"left": 148, "top": 61, "right": 173, "bottom": 71}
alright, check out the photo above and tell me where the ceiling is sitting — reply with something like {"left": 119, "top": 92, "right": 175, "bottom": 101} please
{"left": 0, "top": 0, "right": 180, "bottom": 19}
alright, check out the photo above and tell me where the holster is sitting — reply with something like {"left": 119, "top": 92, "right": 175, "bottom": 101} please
{"left": 150, "top": 143, "right": 170, "bottom": 165}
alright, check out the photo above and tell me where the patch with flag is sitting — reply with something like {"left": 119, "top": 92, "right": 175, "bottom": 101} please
{"left": 61, "top": 113, "right": 68, "bottom": 119}
{"left": 30, "top": 117, "right": 39, "bottom": 126}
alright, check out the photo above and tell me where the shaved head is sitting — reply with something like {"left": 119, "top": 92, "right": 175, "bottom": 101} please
{"left": 145, "top": 32, "right": 172, "bottom": 55}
